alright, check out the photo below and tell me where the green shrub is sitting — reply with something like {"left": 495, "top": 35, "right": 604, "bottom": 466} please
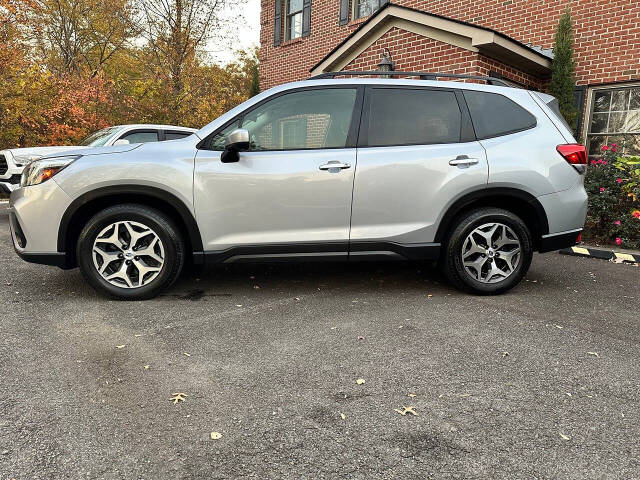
{"left": 584, "top": 143, "right": 640, "bottom": 249}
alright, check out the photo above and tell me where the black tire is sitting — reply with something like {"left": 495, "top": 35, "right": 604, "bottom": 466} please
{"left": 77, "top": 204, "right": 185, "bottom": 300}
{"left": 440, "top": 207, "right": 533, "bottom": 295}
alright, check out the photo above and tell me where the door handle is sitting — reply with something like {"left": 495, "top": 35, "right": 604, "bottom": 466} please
{"left": 319, "top": 161, "right": 351, "bottom": 172}
{"left": 449, "top": 155, "right": 479, "bottom": 167}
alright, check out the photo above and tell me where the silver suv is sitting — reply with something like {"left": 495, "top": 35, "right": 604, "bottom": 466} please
{"left": 9, "top": 73, "right": 588, "bottom": 299}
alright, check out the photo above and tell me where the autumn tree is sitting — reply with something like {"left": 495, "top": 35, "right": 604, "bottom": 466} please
{"left": 32, "top": 0, "right": 139, "bottom": 76}
{"left": 136, "top": 0, "right": 241, "bottom": 123}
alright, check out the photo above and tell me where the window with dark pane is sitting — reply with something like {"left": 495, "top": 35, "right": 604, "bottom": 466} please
{"left": 587, "top": 86, "right": 640, "bottom": 157}
{"left": 367, "top": 88, "right": 462, "bottom": 146}
{"left": 463, "top": 91, "right": 536, "bottom": 139}
{"left": 286, "top": 0, "right": 303, "bottom": 40}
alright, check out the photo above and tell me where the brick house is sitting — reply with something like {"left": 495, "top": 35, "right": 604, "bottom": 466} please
{"left": 258, "top": 0, "right": 640, "bottom": 157}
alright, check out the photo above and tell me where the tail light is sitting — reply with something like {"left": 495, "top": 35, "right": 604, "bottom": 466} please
{"left": 557, "top": 144, "right": 587, "bottom": 165}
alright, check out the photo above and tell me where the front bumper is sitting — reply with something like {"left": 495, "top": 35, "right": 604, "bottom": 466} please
{"left": 9, "top": 181, "right": 73, "bottom": 269}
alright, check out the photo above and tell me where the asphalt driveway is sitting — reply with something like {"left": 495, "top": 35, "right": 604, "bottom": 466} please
{"left": 1, "top": 205, "right": 639, "bottom": 479}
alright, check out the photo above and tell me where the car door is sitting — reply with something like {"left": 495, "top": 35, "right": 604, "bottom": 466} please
{"left": 194, "top": 86, "right": 363, "bottom": 257}
{"left": 350, "top": 86, "right": 488, "bottom": 252}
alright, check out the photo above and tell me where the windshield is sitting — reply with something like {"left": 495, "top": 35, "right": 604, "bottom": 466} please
{"left": 80, "top": 126, "right": 121, "bottom": 147}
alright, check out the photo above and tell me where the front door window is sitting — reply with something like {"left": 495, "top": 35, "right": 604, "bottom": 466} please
{"left": 240, "top": 88, "right": 357, "bottom": 150}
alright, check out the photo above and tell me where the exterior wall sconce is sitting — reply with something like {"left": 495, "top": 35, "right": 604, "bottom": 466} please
{"left": 377, "top": 48, "right": 395, "bottom": 76}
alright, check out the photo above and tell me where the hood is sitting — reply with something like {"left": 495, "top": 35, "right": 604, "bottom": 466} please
{"left": 5, "top": 145, "right": 86, "bottom": 160}
{"left": 42, "top": 143, "right": 142, "bottom": 159}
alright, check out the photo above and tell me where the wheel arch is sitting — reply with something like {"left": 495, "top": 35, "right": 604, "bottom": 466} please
{"left": 58, "top": 185, "right": 203, "bottom": 267}
{"left": 434, "top": 188, "right": 549, "bottom": 250}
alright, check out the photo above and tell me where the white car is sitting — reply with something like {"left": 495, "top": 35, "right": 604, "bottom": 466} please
{"left": 0, "top": 124, "right": 196, "bottom": 194}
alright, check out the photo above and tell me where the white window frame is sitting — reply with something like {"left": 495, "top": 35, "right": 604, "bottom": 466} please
{"left": 285, "top": 0, "right": 303, "bottom": 40}
{"left": 583, "top": 82, "right": 640, "bottom": 158}
{"left": 353, "top": 0, "right": 382, "bottom": 20}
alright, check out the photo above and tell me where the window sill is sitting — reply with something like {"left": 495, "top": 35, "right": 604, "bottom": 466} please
{"left": 279, "top": 37, "right": 305, "bottom": 47}
{"left": 347, "top": 17, "right": 369, "bottom": 27}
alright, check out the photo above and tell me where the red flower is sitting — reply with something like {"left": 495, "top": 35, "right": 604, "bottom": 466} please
{"left": 602, "top": 145, "right": 609, "bottom": 151}
{"left": 617, "top": 178, "right": 623, "bottom": 184}
{"left": 614, "top": 220, "right": 621, "bottom": 225}
{"left": 615, "top": 237, "right": 622, "bottom": 246}
{"left": 632, "top": 210, "right": 640, "bottom": 219}
{"left": 602, "top": 161, "right": 608, "bottom": 165}
{"left": 600, "top": 187, "right": 606, "bottom": 193}
{"left": 611, "top": 146, "right": 618, "bottom": 152}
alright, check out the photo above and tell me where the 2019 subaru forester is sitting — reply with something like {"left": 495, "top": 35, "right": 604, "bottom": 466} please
{"left": 9, "top": 73, "right": 588, "bottom": 299}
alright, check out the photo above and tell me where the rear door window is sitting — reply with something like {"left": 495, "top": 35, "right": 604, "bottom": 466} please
{"left": 365, "top": 88, "right": 462, "bottom": 146}
{"left": 463, "top": 90, "right": 536, "bottom": 139}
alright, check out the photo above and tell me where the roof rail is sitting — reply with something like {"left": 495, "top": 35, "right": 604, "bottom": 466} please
{"left": 309, "top": 70, "right": 513, "bottom": 87}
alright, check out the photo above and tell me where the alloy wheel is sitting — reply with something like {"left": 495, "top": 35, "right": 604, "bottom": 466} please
{"left": 92, "top": 221, "right": 165, "bottom": 289}
{"left": 461, "top": 222, "right": 521, "bottom": 283}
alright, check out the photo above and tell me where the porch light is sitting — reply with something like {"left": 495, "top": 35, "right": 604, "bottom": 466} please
{"left": 377, "top": 48, "right": 395, "bottom": 75}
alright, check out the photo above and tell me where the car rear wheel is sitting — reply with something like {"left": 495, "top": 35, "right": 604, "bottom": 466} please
{"left": 77, "top": 204, "right": 185, "bottom": 300}
{"left": 440, "top": 207, "right": 533, "bottom": 295}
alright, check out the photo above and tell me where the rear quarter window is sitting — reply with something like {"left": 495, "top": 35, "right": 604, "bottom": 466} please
{"left": 463, "top": 91, "right": 537, "bottom": 139}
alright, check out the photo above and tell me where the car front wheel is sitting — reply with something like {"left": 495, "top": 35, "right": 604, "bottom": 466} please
{"left": 77, "top": 204, "right": 185, "bottom": 300}
{"left": 441, "top": 207, "right": 533, "bottom": 295}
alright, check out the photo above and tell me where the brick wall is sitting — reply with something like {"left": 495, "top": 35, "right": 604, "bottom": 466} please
{"left": 259, "top": 0, "right": 640, "bottom": 89}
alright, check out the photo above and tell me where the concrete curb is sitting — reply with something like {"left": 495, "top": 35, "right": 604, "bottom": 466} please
{"left": 559, "top": 246, "right": 640, "bottom": 264}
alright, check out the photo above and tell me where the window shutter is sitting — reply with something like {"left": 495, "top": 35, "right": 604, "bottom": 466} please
{"left": 274, "top": 0, "right": 282, "bottom": 46}
{"left": 302, "top": 0, "right": 312, "bottom": 37}
{"left": 339, "top": 0, "right": 349, "bottom": 25}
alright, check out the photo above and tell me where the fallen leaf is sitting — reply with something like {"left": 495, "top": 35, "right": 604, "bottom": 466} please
{"left": 408, "top": 393, "right": 416, "bottom": 398}
{"left": 565, "top": 392, "right": 572, "bottom": 397}
{"left": 394, "top": 406, "right": 418, "bottom": 416}
{"left": 339, "top": 413, "right": 346, "bottom": 420}
{"left": 559, "top": 433, "right": 570, "bottom": 441}
{"left": 235, "top": 304, "right": 243, "bottom": 307}
{"left": 502, "top": 352, "right": 509, "bottom": 358}
{"left": 427, "top": 294, "right": 433, "bottom": 298}
{"left": 183, "top": 352, "right": 191, "bottom": 357}
{"left": 134, "top": 334, "right": 143, "bottom": 337}
{"left": 115, "top": 345, "right": 126, "bottom": 349}
{"left": 587, "top": 351, "right": 600, "bottom": 358}
{"left": 555, "top": 324, "right": 564, "bottom": 329}
{"left": 356, "top": 378, "right": 366, "bottom": 385}
{"left": 144, "top": 365, "right": 150, "bottom": 370}
{"left": 357, "top": 336, "right": 364, "bottom": 340}
{"left": 170, "top": 393, "right": 187, "bottom": 404}
{"left": 253, "top": 285, "right": 261, "bottom": 289}
{"left": 210, "top": 432, "right": 222, "bottom": 440}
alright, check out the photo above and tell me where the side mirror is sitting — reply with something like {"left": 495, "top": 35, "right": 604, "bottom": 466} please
{"left": 113, "top": 139, "right": 130, "bottom": 146}
{"left": 221, "top": 128, "right": 250, "bottom": 163}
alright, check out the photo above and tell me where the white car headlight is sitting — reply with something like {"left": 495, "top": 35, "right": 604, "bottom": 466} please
{"left": 20, "top": 155, "right": 81, "bottom": 187}
{"left": 12, "top": 154, "right": 43, "bottom": 166}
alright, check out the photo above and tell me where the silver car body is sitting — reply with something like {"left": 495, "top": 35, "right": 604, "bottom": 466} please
{"left": 9, "top": 78, "right": 587, "bottom": 269}
{"left": 0, "top": 124, "right": 196, "bottom": 194}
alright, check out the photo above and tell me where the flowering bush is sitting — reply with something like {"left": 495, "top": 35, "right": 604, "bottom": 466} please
{"left": 584, "top": 143, "right": 640, "bottom": 249}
